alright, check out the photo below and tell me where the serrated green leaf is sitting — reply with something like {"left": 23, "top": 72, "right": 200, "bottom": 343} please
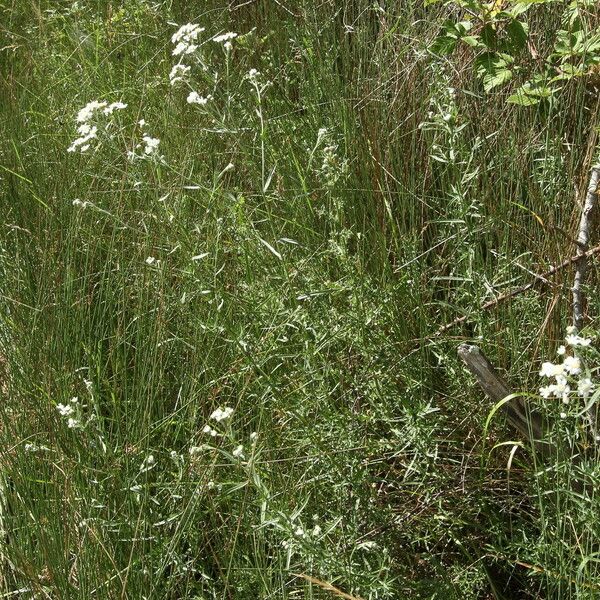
{"left": 462, "top": 35, "right": 481, "bottom": 48}
{"left": 506, "top": 19, "right": 529, "bottom": 51}
{"left": 483, "top": 68, "right": 512, "bottom": 92}
{"left": 431, "top": 34, "right": 457, "bottom": 56}
{"left": 507, "top": 90, "right": 540, "bottom": 105}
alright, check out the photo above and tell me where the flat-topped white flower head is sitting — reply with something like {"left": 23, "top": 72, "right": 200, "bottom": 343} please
{"left": 102, "top": 101, "right": 127, "bottom": 115}
{"left": 578, "top": 378, "right": 594, "bottom": 398}
{"left": 56, "top": 403, "right": 74, "bottom": 416}
{"left": 213, "top": 32, "right": 238, "bottom": 43}
{"left": 172, "top": 23, "right": 205, "bottom": 56}
{"left": 565, "top": 334, "right": 592, "bottom": 347}
{"left": 142, "top": 135, "right": 160, "bottom": 155}
{"left": 187, "top": 91, "right": 212, "bottom": 105}
{"left": 563, "top": 355, "right": 581, "bottom": 375}
{"left": 210, "top": 406, "right": 234, "bottom": 422}
{"left": 169, "top": 64, "right": 191, "bottom": 85}
{"left": 539, "top": 361, "right": 564, "bottom": 378}
{"left": 76, "top": 100, "right": 107, "bottom": 123}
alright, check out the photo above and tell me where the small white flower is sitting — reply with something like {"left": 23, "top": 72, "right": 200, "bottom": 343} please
{"left": 169, "top": 63, "right": 191, "bottom": 85}
{"left": 294, "top": 526, "right": 304, "bottom": 537}
{"left": 560, "top": 412, "right": 567, "bottom": 419}
{"left": 566, "top": 325, "right": 577, "bottom": 335}
{"left": 102, "top": 101, "right": 127, "bottom": 115}
{"left": 202, "top": 424, "right": 218, "bottom": 437}
{"left": 250, "top": 432, "right": 258, "bottom": 441}
{"left": 539, "top": 385, "right": 554, "bottom": 399}
{"left": 187, "top": 91, "right": 212, "bottom": 105}
{"left": 578, "top": 377, "right": 594, "bottom": 398}
{"left": 143, "top": 455, "right": 155, "bottom": 467}
{"left": 563, "top": 355, "right": 581, "bottom": 375}
{"left": 312, "top": 524, "right": 322, "bottom": 536}
{"left": 171, "top": 23, "right": 205, "bottom": 55}
{"left": 232, "top": 445, "right": 244, "bottom": 458}
{"left": 72, "top": 199, "right": 88, "bottom": 208}
{"left": 138, "top": 119, "right": 146, "bottom": 127}
{"left": 554, "top": 376, "right": 570, "bottom": 397}
{"left": 145, "top": 256, "right": 156, "bottom": 265}
{"left": 56, "top": 403, "right": 74, "bottom": 417}
{"left": 67, "top": 418, "right": 80, "bottom": 428}
{"left": 565, "top": 334, "right": 592, "bottom": 348}
{"left": 248, "top": 68, "right": 259, "bottom": 79}
{"left": 557, "top": 345, "right": 566, "bottom": 355}
{"left": 76, "top": 100, "right": 107, "bottom": 123}
{"left": 213, "top": 32, "right": 238, "bottom": 43}
{"left": 210, "top": 406, "right": 234, "bottom": 422}
{"left": 224, "top": 41, "right": 233, "bottom": 52}
{"left": 70, "top": 396, "right": 78, "bottom": 404}
{"left": 539, "top": 362, "right": 564, "bottom": 378}
{"left": 141, "top": 135, "right": 160, "bottom": 155}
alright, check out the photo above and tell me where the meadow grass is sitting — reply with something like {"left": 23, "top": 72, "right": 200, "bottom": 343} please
{"left": 1, "top": 1, "right": 600, "bottom": 598}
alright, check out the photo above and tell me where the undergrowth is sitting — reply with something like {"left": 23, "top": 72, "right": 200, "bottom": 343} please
{"left": 1, "top": 1, "right": 600, "bottom": 598}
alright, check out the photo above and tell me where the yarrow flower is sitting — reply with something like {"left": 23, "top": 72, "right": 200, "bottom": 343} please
{"left": 578, "top": 377, "right": 594, "bottom": 398}
{"left": 56, "top": 403, "right": 74, "bottom": 417}
{"left": 213, "top": 32, "right": 238, "bottom": 43}
{"left": 142, "top": 135, "right": 160, "bottom": 155}
{"left": 232, "top": 445, "right": 244, "bottom": 459}
{"left": 103, "top": 101, "right": 127, "bottom": 115}
{"left": 172, "top": 23, "right": 205, "bottom": 56}
{"left": 68, "top": 100, "right": 126, "bottom": 153}
{"left": 202, "top": 424, "right": 218, "bottom": 437}
{"left": 76, "top": 100, "right": 107, "bottom": 123}
{"left": 187, "top": 91, "right": 212, "bottom": 105}
{"left": 539, "top": 362, "right": 564, "bottom": 378}
{"left": 210, "top": 406, "right": 234, "bottom": 422}
{"left": 565, "top": 334, "right": 592, "bottom": 347}
{"left": 563, "top": 355, "right": 582, "bottom": 375}
{"left": 169, "top": 64, "right": 191, "bottom": 85}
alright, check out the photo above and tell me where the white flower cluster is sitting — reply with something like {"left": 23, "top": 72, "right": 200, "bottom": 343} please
{"left": 172, "top": 23, "right": 205, "bottom": 56}
{"left": 213, "top": 31, "right": 237, "bottom": 52}
{"left": 127, "top": 121, "right": 161, "bottom": 160}
{"left": 67, "top": 100, "right": 127, "bottom": 153}
{"left": 169, "top": 63, "right": 191, "bottom": 86}
{"left": 210, "top": 406, "right": 234, "bottom": 422}
{"left": 56, "top": 397, "right": 81, "bottom": 428}
{"left": 539, "top": 331, "right": 594, "bottom": 406}
{"left": 187, "top": 91, "right": 212, "bottom": 105}
{"left": 168, "top": 22, "right": 213, "bottom": 110}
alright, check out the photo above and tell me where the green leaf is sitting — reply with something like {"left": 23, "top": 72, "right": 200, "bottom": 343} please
{"left": 481, "top": 23, "right": 497, "bottom": 49}
{"left": 462, "top": 35, "right": 481, "bottom": 48}
{"left": 506, "top": 19, "right": 529, "bottom": 51}
{"left": 431, "top": 34, "right": 457, "bottom": 56}
{"left": 483, "top": 67, "right": 512, "bottom": 91}
{"left": 507, "top": 81, "right": 553, "bottom": 105}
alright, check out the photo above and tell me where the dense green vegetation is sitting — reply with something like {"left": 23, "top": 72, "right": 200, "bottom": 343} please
{"left": 1, "top": 1, "right": 600, "bottom": 598}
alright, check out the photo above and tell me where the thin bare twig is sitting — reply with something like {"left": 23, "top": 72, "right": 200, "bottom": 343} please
{"left": 435, "top": 243, "right": 600, "bottom": 337}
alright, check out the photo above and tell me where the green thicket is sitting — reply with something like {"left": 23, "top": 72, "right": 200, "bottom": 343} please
{"left": 1, "top": 1, "right": 600, "bottom": 598}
